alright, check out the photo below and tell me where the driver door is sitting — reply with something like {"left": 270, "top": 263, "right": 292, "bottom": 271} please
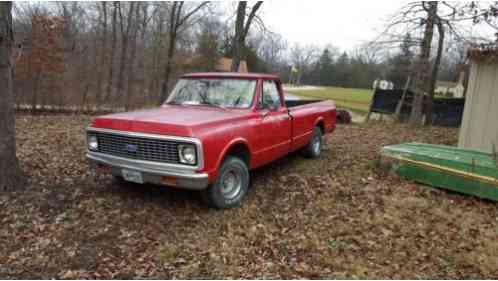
{"left": 254, "top": 80, "right": 292, "bottom": 164}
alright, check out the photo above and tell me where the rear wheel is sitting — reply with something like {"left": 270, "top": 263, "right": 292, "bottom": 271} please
{"left": 302, "top": 126, "right": 323, "bottom": 158}
{"left": 203, "top": 156, "right": 249, "bottom": 209}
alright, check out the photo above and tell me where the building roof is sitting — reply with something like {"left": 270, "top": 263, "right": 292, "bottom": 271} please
{"left": 468, "top": 45, "right": 498, "bottom": 63}
{"left": 182, "top": 72, "right": 279, "bottom": 80}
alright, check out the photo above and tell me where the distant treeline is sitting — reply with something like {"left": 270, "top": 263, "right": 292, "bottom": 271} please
{"left": 11, "top": 2, "right": 466, "bottom": 112}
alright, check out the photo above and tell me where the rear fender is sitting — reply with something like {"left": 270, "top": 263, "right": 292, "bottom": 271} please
{"left": 314, "top": 117, "right": 325, "bottom": 132}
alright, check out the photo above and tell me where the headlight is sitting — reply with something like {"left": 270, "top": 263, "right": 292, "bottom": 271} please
{"left": 178, "top": 144, "right": 197, "bottom": 165}
{"left": 87, "top": 135, "right": 98, "bottom": 151}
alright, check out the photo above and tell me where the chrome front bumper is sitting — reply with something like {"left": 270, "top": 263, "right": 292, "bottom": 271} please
{"left": 87, "top": 151, "right": 209, "bottom": 190}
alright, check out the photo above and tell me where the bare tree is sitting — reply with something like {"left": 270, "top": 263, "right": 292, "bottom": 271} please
{"left": 425, "top": 19, "right": 445, "bottom": 125}
{"left": 255, "top": 32, "right": 287, "bottom": 73}
{"left": 104, "top": 1, "right": 118, "bottom": 103}
{"left": 136, "top": 2, "right": 150, "bottom": 103}
{"left": 159, "top": 1, "right": 209, "bottom": 105}
{"left": 125, "top": 2, "right": 140, "bottom": 111}
{"left": 230, "top": 1, "right": 263, "bottom": 72}
{"left": 409, "top": 1, "right": 438, "bottom": 126}
{"left": 148, "top": 5, "right": 166, "bottom": 102}
{"left": 0, "top": 2, "right": 25, "bottom": 191}
{"left": 115, "top": 2, "right": 135, "bottom": 101}
{"left": 289, "top": 43, "right": 319, "bottom": 85}
{"left": 377, "top": 1, "right": 475, "bottom": 125}
{"left": 95, "top": 2, "right": 107, "bottom": 108}
{"left": 458, "top": 2, "right": 498, "bottom": 33}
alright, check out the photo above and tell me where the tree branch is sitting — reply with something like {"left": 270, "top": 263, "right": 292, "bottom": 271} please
{"left": 242, "top": 1, "right": 263, "bottom": 39}
{"left": 176, "top": 1, "right": 209, "bottom": 29}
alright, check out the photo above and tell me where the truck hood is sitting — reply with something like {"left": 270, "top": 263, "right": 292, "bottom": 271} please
{"left": 91, "top": 105, "right": 247, "bottom": 137}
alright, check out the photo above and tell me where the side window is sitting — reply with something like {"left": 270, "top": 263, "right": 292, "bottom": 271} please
{"left": 260, "top": 80, "right": 281, "bottom": 109}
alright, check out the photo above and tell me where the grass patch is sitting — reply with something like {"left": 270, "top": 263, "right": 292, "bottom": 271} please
{"left": 286, "top": 87, "right": 373, "bottom": 113}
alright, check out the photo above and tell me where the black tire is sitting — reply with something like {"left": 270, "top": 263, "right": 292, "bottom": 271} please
{"left": 302, "top": 126, "right": 323, "bottom": 158}
{"left": 112, "top": 175, "right": 125, "bottom": 184}
{"left": 202, "top": 156, "right": 249, "bottom": 209}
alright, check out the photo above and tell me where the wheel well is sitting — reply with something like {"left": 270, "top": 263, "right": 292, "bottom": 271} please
{"left": 224, "top": 143, "right": 251, "bottom": 166}
{"left": 316, "top": 121, "right": 324, "bottom": 133}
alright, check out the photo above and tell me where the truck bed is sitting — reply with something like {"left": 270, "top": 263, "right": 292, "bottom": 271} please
{"left": 284, "top": 99, "right": 336, "bottom": 152}
{"left": 285, "top": 99, "right": 324, "bottom": 108}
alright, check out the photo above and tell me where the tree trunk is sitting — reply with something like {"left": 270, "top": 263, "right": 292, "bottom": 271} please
{"left": 159, "top": 2, "right": 179, "bottom": 105}
{"left": 395, "top": 75, "right": 411, "bottom": 121}
{"left": 31, "top": 70, "right": 41, "bottom": 114}
{"left": 95, "top": 2, "right": 107, "bottom": 109}
{"left": 230, "top": 2, "right": 246, "bottom": 72}
{"left": 0, "top": 2, "right": 25, "bottom": 191}
{"left": 230, "top": 1, "right": 262, "bottom": 72}
{"left": 81, "top": 83, "right": 90, "bottom": 112}
{"left": 157, "top": 1, "right": 208, "bottom": 104}
{"left": 409, "top": 1, "right": 437, "bottom": 126}
{"left": 159, "top": 32, "right": 176, "bottom": 105}
{"left": 104, "top": 1, "right": 118, "bottom": 103}
{"left": 116, "top": 2, "right": 135, "bottom": 104}
{"left": 137, "top": 3, "right": 148, "bottom": 106}
{"left": 425, "top": 19, "right": 445, "bottom": 126}
{"left": 149, "top": 17, "right": 164, "bottom": 103}
{"left": 125, "top": 3, "right": 140, "bottom": 111}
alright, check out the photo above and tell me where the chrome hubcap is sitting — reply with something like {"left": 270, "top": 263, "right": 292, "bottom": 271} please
{"left": 313, "top": 135, "right": 321, "bottom": 154}
{"left": 221, "top": 169, "right": 242, "bottom": 199}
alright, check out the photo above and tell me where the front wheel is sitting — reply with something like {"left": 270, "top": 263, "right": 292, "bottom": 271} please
{"left": 302, "top": 126, "right": 323, "bottom": 158}
{"left": 202, "top": 156, "right": 249, "bottom": 209}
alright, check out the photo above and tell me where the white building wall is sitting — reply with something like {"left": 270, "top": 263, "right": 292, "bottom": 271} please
{"left": 458, "top": 62, "right": 498, "bottom": 153}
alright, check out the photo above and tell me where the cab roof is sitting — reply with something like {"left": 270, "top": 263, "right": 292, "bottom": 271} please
{"left": 182, "top": 72, "right": 280, "bottom": 80}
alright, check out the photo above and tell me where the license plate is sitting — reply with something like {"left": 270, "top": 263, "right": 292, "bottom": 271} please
{"left": 122, "top": 169, "right": 143, "bottom": 184}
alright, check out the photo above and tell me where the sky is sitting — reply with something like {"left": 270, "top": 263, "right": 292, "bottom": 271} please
{"left": 259, "top": 0, "right": 410, "bottom": 50}
{"left": 250, "top": 0, "right": 496, "bottom": 51}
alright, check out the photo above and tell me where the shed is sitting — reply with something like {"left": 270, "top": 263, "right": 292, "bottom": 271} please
{"left": 215, "top": 57, "right": 248, "bottom": 73}
{"left": 458, "top": 47, "right": 498, "bottom": 153}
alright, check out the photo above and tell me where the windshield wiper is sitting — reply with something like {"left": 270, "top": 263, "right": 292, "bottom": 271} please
{"left": 198, "top": 92, "right": 226, "bottom": 109}
{"left": 200, "top": 100, "right": 226, "bottom": 110}
{"left": 166, "top": 101, "right": 183, "bottom": 105}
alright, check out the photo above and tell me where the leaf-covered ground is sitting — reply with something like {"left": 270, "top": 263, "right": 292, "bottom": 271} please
{"left": 1, "top": 115, "right": 497, "bottom": 279}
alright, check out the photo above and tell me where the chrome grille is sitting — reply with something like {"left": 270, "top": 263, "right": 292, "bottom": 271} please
{"left": 92, "top": 132, "right": 182, "bottom": 164}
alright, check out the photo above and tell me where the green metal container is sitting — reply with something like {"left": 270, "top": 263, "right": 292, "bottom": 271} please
{"left": 381, "top": 143, "right": 498, "bottom": 201}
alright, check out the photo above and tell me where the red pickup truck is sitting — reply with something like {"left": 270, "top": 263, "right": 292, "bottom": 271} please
{"left": 87, "top": 73, "right": 336, "bottom": 208}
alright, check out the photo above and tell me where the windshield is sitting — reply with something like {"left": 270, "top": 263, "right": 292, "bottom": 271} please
{"left": 165, "top": 78, "right": 257, "bottom": 109}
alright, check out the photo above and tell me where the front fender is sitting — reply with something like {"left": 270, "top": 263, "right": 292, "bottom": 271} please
{"left": 214, "top": 137, "right": 252, "bottom": 174}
